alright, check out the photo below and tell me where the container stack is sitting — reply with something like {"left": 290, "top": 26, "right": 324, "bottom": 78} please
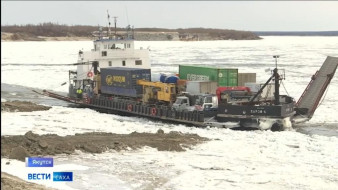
{"left": 179, "top": 65, "right": 238, "bottom": 86}
{"left": 100, "top": 67, "right": 151, "bottom": 97}
{"left": 238, "top": 73, "right": 256, "bottom": 86}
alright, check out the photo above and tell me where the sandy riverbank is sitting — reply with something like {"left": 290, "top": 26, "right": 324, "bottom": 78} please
{"left": 1, "top": 172, "right": 55, "bottom": 190}
{"left": 1, "top": 101, "right": 207, "bottom": 161}
{"left": 1, "top": 100, "right": 208, "bottom": 189}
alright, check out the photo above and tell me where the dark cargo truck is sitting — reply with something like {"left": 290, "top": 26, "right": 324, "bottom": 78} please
{"left": 179, "top": 65, "right": 238, "bottom": 86}
{"left": 100, "top": 67, "right": 151, "bottom": 97}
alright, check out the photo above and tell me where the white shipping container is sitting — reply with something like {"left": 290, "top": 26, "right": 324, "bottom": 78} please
{"left": 186, "top": 81, "right": 218, "bottom": 95}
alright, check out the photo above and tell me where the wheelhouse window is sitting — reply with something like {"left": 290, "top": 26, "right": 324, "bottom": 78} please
{"left": 122, "top": 60, "right": 126, "bottom": 66}
{"left": 102, "top": 51, "right": 107, "bottom": 56}
{"left": 135, "top": 60, "right": 142, "bottom": 65}
{"left": 115, "top": 43, "right": 124, "bottom": 49}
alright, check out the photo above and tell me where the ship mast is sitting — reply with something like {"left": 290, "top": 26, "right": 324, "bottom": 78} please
{"left": 107, "top": 10, "right": 111, "bottom": 39}
{"left": 249, "top": 56, "right": 282, "bottom": 105}
{"left": 273, "top": 55, "right": 280, "bottom": 105}
{"left": 98, "top": 25, "right": 103, "bottom": 40}
{"left": 114, "top": 16, "right": 118, "bottom": 35}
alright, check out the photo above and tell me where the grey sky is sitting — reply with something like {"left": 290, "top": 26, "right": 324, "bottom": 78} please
{"left": 1, "top": 1, "right": 338, "bottom": 31}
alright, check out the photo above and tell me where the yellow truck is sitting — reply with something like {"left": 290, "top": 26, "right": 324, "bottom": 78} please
{"left": 137, "top": 80, "right": 177, "bottom": 105}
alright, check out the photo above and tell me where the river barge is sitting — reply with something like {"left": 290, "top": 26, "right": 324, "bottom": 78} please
{"left": 35, "top": 20, "right": 338, "bottom": 131}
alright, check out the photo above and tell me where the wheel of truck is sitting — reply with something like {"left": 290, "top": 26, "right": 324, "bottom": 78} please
{"left": 271, "top": 122, "right": 284, "bottom": 132}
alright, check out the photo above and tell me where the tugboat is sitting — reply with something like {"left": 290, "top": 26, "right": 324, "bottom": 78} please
{"left": 68, "top": 16, "right": 150, "bottom": 99}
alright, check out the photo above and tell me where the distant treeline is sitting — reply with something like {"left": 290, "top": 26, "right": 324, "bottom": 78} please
{"left": 2, "top": 23, "right": 102, "bottom": 37}
{"left": 254, "top": 31, "right": 338, "bottom": 36}
{"left": 1, "top": 23, "right": 261, "bottom": 40}
{"left": 177, "top": 28, "right": 260, "bottom": 40}
{"left": 136, "top": 27, "right": 260, "bottom": 40}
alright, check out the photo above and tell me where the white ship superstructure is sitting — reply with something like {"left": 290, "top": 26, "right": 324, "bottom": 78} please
{"left": 68, "top": 17, "right": 151, "bottom": 96}
{"left": 76, "top": 28, "right": 150, "bottom": 81}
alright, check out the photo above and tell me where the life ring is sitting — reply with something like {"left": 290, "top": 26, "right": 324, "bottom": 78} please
{"left": 127, "top": 104, "right": 133, "bottom": 112}
{"left": 83, "top": 94, "right": 90, "bottom": 104}
{"left": 87, "top": 72, "right": 93, "bottom": 78}
{"left": 151, "top": 107, "right": 157, "bottom": 116}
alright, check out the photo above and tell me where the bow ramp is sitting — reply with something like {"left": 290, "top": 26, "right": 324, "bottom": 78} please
{"left": 295, "top": 56, "right": 338, "bottom": 122}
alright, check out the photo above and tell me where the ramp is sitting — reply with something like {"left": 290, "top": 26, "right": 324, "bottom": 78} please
{"left": 296, "top": 56, "right": 338, "bottom": 118}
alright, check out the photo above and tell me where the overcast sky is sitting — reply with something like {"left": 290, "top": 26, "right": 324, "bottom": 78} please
{"left": 2, "top": 1, "right": 338, "bottom": 31}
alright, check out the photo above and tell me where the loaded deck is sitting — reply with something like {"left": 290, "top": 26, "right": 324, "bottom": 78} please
{"left": 35, "top": 56, "right": 338, "bottom": 130}
{"left": 40, "top": 90, "right": 219, "bottom": 128}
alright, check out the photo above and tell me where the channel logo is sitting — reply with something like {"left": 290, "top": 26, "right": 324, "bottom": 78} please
{"left": 53, "top": 172, "right": 73, "bottom": 182}
{"left": 26, "top": 157, "right": 53, "bottom": 167}
{"left": 27, "top": 172, "right": 73, "bottom": 182}
{"left": 26, "top": 157, "right": 73, "bottom": 182}
{"left": 28, "top": 173, "right": 51, "bottom": 180}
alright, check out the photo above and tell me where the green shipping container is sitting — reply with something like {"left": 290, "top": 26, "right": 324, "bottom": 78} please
{"left": 179, "top": 65, "right": 238, "bottom": 86}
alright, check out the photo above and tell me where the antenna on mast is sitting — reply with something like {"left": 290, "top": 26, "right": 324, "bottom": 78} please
{"left": 113, "top": 16, "right": 118, "bottom": 35}
{"left": 98, "top": 24, "right": 102, "bottom": 40}
{"left": 132, "top": 25, "right": 135, "bottom": 39}
{"left": 125, "top": 6, "right": 130, "bottom": 25}
{"left": 273, "top": 55, "right": 279, "bottom": 69}
{"left": 107, "top": 10, "right": 111, "bottom": 38}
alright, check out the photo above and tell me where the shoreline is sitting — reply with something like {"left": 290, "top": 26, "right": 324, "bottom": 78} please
{"left": 1, "top": 32, "right": 261, "bottom": 42}
{"left": 2, "top": 35, "right": 337, "bottom": 42}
